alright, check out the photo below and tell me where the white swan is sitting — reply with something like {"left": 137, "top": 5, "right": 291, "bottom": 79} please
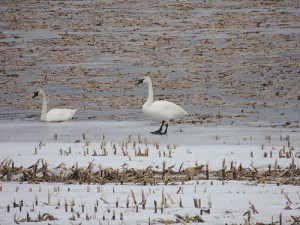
{"left": 136, "top": 76, "right": 188, "bottom": 134}
{"left": 32, "top": 89, "right": 77, "bottom": 122}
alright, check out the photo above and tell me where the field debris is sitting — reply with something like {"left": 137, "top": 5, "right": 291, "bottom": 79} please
{"left": 14, "top": 212, "right": 58, "bottom": 223}
{"left": 0, "top": 157, "right": 299, "bottom": 185}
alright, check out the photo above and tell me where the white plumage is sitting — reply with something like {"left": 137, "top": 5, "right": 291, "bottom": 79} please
{"left": 32, "top": 89, "right": 77, "bottom": 122}
{"left": 142, "top": 101, "right": 187, "bottom": 121}
{"left": 137, "top": 76, "right": 188, "bottom": 134}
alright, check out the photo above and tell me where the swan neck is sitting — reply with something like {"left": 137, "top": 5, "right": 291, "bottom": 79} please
{"left": 146, "top": 80, "right": 154, "bottom": 104}
{"left": 41, "top": 92, "right": 47, "bottom": 121}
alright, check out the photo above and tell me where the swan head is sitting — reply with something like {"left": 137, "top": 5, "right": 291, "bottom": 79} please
{"left": 136, "top": 76, "right": 151, "bottom": 85}
{"left": 32, "top": 89, "right": 44, "bottom": 98}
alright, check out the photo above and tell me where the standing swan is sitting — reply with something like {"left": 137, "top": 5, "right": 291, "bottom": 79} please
{"left": 32, "top": 89, "right": 77, "bottom": 122}
{"left": 136, "top": 76, "right": 188, "bottom": 135}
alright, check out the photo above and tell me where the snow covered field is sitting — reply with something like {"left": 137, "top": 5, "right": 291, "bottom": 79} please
{"left": 0, "top": 121, "right": 299, "bottom": 225}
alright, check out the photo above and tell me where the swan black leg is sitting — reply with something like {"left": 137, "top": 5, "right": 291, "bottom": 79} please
{"left": 162, "top": 123, "right": 168, "bottom": 134}
{"left": 151, "top": 121, "right": 165, "bottom": 134}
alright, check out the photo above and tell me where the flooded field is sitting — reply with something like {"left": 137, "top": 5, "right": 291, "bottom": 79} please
{"left": 0, "top": 0, "right": 299, "bottom": 126}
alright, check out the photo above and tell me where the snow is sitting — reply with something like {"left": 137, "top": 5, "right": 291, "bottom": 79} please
{"left": 0, "top": 121, "right": 299, "bottom": 225}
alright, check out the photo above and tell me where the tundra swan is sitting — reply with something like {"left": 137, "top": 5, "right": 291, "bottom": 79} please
{"left": 136, "top": 76, "right": 188, "bottom": 134}
{"left": 32, "top": 89, "right": 77, "bottom": 122}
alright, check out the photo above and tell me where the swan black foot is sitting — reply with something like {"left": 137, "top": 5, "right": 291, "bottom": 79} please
{"left": 151, "top": 131, "right": 165, "bottom": 135}
{"left": 151, "top": 121, "right": 168, "bottom": 135}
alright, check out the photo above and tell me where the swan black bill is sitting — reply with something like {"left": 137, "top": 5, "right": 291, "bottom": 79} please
{"left": 32, "top": 91, "right": 39, "bottom": 98}
{"left": 136, "top": 79, "right": 144, "bottom": 85}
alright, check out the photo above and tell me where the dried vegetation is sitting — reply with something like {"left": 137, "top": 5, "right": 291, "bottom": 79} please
{"left": 1, "top": 157, "right": 299, "bottom": 185}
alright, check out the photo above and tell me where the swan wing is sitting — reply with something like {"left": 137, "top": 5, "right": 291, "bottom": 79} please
{"left": 143, "top": 100, "right": 188, "bottom": 121}
{"left": 46, "top": 108, "right": 77, "bottom": 122}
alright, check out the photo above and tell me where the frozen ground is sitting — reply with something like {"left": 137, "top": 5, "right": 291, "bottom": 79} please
{"left": 0, "top": 180, "right": 299, "bottom": 225}
{"left": 0, "top": 121, "right": 299, "bottom": 224}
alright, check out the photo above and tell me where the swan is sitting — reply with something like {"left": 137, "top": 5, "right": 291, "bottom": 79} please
{"left": 32, "top": 89, "right": 77, "bottom": 122}
{"left": 136, "top": 76, "right": 188, "bottom": 135}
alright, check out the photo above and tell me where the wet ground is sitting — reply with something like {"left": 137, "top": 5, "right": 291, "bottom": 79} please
{"left": 0, "top": 0, "right": 299, "bottom": 127}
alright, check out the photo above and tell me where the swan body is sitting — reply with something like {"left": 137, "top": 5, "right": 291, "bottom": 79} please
{"left": 137, "top": 76, "right": 188, "bottom": 134}
{"left": 142, "top": 100, "right": 187, "bottom": 122}
{"left": 32, "top": 89, "right": 77, "bottom": 122}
